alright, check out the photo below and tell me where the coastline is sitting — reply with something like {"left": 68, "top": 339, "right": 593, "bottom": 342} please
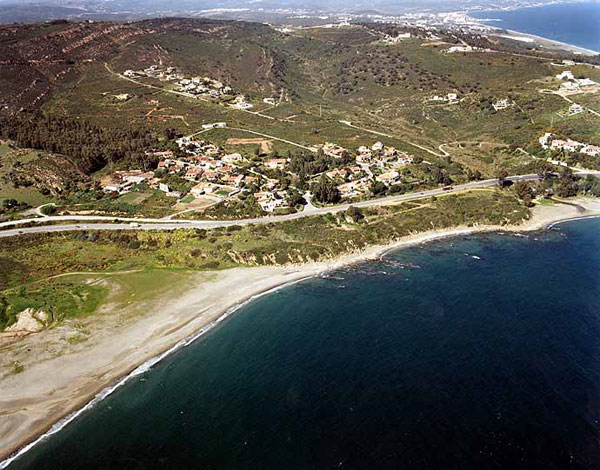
{"left": 501, "top": 28, "right": 600, "bottom": 56}
{"left": 465, "top": 7, "right": 600, "bottom": 56}
{"left": 2, "top": 197, "right": 600, "bottom": 467}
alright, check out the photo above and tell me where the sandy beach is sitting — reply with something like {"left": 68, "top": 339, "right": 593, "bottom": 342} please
{"left": 466, "top": 14, "right": 600, "bottom": 56}
{"left": 2, "top": 197, "right": 600, "bottom": 466}
{"left": 501, "top": 28, "right": 600, "bottom": 56}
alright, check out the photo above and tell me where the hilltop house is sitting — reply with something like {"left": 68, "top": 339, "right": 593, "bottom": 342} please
{"left": 493, "top": 99, "right": 513, "bottom": 111}
{"left": 569, "top": 103, "right": 584, "bottom": 115}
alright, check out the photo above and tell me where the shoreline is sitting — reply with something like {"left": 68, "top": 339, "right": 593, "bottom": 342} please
{"left": 502, "top": 28, "right": 599, "bottom": 56}
{"left": 2, "top": 198, "right": 600, "bottom": 467}
{"left": 465, "top": 9, "right": 600, "bottom": 56}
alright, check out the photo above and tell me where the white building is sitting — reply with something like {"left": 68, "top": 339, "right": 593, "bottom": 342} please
{"left": 539, "top": 132, "right": 552, "bottom": 149}
{"left": 577, "top": 78, "right": 597, "bottom": 87}
{"left": 556, "top": 71, "right": 575, "bottom": 80}
{"left": 371, "top": 141, "right": 384, "bottom": 152}
{"left": 221, "top": 153, "right": 244, "bottom": 164}
{"left": 264, "top": 158, "right": 287, "bottom": 169}
{"left": 493, "top": 99, "right": 513, "bottom": 111}
{"left": 376, "top": 170, "right": 400, "bottom": 185}
{"left": 582, "top": 145, "right": 600, "bottom": 157}
{"left": 201, "top": 122, "right": 227, "bottom": 130}
{"left": 560, "top": 81, "right": 579, "bottom": 91}
{"left": 446, "top": 45, "right": 473, "bottom": 53}
{"left": 569, "top": 103, "right": 584, "bottom": 115}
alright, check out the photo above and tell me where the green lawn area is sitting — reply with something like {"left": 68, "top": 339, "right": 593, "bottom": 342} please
{"left": 536, "top": 198, "right": 555, "bottom": 206}
{"left": 0, "top": 143, "right": 56, "bottom": 207}
{"left": 60, "top": 189, "right": 176, "bottom": 218}
{"left": 2, "top": 280, "right": 108, "bottom": 330}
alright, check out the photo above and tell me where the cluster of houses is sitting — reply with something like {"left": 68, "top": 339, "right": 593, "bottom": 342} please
{"left": 555, "top": 71, "right": 598, "bottom": 92}
{"left": 381, "top": 32, "right": 411, "bottom": 44}
{"left": 122, "top": 64, "right": 253, "bottom": 105}
{"left": 326, "top": 141, "right": 415, "bottom": 198}
{"left": 539, "top": 133, "right": 600, "bottom": 157}
{"left": 99, "top": 129, "right": 421, "bottom": 213}
{"left": 171, "top": 137, "right": 248, "bottom": 189}
{"left": 171, "top": 137, "right": 298, "bottom": 212}
{"left": 429, "top": 92, "right": 459, "bottom": 103}
{"left": 123, "top": 64, "right": 183, "bottom": 81}
{"left": 178, "top": 75, "right": 256, "bottom": 109}
{"left": 177, "top": 76, "right": 235, "bottom": 99}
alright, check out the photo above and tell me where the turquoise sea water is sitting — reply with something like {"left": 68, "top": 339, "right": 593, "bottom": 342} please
{"left": 7, "top": 217, "right": 600, "bottom": 469}
{"left": 471, "top": 2, "right": 600, "bottom": 53}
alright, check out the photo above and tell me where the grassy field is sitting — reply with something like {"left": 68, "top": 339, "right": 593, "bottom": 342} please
{"left": 2, "top": 280, "right": 108, "bottom": 330}
{"left": 58, "top": 187, "right": 177, "bottom": 218}
{"left": 0, "top": 143, "right": 57, "bottom": 207}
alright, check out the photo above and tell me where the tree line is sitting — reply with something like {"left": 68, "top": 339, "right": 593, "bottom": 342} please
{"left": 0, "top": 113, "right": 160, "bottom": 174}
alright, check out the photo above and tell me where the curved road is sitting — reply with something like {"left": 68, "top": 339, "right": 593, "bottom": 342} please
{"left": 0, "top": 174, "right": 540, "bottom": 239}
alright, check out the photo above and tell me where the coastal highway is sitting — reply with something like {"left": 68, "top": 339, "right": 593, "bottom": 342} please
{"left": 0, "top": 174, "right": 541, "bottom": 238}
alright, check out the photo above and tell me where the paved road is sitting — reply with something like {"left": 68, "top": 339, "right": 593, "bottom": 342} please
{"left": 0, "top": 174, "right": 540, "bottom": 238}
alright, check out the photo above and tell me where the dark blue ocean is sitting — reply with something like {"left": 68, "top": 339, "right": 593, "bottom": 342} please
{"left": 8, "top": 217, "right": 600, "bottom": 469}
{"left": 471, "top": 2, "right": 600, "bottom": 53}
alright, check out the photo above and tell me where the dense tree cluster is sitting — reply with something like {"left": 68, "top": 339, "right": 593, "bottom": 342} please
{"left": 333, "top": 46, "right": 467, "bottom": 95}
{"left": 345, "top": 205, "right": 364, "bottom": 223}
{"left": 288, "top": 151, "right": 353, "bottom": 181}
{"left": 311, "top": 175, "right": 341, "bottom": 204}
{"left": 512, "top": 180, "right": 535, "bottom": 206}
{"left": 0, "top": 198, "right": 30, "bottom": 215}
{"left": 1, "top": 114, "right": 160, "bottom": 174}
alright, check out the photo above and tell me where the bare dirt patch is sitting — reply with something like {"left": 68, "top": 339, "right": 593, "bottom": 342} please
{"left": 174, "top": 195, "right": 221, "bottom": 212}
{"left": 226, "top": 138, "right": 274, "bottom": 153}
